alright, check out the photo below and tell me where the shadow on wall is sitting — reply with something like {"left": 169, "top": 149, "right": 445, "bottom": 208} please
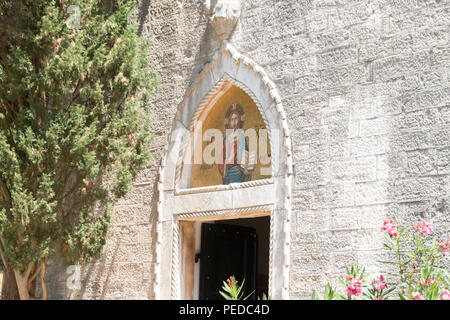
{"left": 77, "top": 177, "right": 161, "bottom": 299}
{"left": 36, "top": 168, "right": 161, "bottom": 299}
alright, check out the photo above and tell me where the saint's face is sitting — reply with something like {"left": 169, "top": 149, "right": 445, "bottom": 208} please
{"left": 229, "top": 112, "right": 240, "bottom": 130}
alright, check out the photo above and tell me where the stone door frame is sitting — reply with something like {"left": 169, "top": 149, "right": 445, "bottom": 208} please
{"left": 178, "top": 205, "right": 272, "bottom": 300}
{"left": 154, "top": 42, "right": 293, "bottom": 300}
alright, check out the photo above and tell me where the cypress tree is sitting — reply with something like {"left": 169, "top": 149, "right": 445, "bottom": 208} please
{"left": 0, "top": 0, "right": 156, "bottom": 299}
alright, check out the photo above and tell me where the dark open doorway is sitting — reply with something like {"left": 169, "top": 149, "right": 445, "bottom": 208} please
{"left": 197, "top": 216, "right": 270, "bottom": 300}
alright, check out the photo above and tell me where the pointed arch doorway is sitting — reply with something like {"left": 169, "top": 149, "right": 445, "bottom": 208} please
{"left": 154, "top": 42, "right": 293, "bottom": 300}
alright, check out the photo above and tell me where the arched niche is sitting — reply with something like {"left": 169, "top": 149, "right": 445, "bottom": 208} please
{"left": 154, "top": 42, "right": 293, "bottom": 300}
{"left": 185, "top": 83, "right": 272, "bottom": 189}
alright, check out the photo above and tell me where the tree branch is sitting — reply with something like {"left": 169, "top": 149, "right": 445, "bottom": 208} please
{"left": 27, "top": 262, "right": 42, "bottom": 289}
{"left": 0, "top": 178, "right": 11, "bottom": 204}
{"left": 0, "top": 236, "right": 9, "bottom": 269}
{"left": 25, "top": 261, "right": 34, "bottom": 279}
{"left": 40, "top": 259, "right": 47, "bottom": 300}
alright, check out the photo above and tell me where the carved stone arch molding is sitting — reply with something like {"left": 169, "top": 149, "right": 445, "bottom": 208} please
{"left": 154, "top": 41, "right": 293, "bottom": 300}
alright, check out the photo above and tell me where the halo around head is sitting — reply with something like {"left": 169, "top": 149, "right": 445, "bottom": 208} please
{"left": 224, "top": 103, "right": 245, "bottom": 129}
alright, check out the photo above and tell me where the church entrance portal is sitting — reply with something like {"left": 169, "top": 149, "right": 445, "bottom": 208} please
{"left": 180, "top": 215, "right": 270, "bottom": 300}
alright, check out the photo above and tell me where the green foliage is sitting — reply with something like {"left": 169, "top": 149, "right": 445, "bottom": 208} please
{"left": 257, "top": 292, "right": 269, "bottom": 300}
{"left": 311, "top": 283, "right": 339, "bottom": 300}
{"left": 364, "top": 276, "right": 396, "bottom": 300}
{"left": 219, "top": 276, "right": 254, "bottom": 300}
{"left": 378, "top": 221, "right": 450, "bottom": 300}
{"left": 0, "top": 0, "right": 156, "bottom": 282}
{"left": 311, "top": 220, "right": 449, "bottom": 300}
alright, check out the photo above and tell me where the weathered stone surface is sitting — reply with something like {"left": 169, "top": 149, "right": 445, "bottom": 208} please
{"left": 43, "top": 0, "right": 450, "bottom": 300}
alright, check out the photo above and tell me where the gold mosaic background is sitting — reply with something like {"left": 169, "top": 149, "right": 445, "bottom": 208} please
{"left": 189, "top": 85, "right": 272, "bottom": 188}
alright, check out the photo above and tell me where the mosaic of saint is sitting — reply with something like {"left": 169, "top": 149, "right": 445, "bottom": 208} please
{"left": 219, "top": 103, "right": 252, "bottom": 184}
{"left": 189, "top": 86, "right": 271, "bottom": 188}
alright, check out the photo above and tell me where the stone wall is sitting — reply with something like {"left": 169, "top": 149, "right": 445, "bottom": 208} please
{"left": 45, "top": 0, "right": 450, "bottom": 299}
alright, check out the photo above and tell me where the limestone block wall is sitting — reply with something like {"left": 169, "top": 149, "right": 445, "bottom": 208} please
{"left": 44, "top": 0, "right": 450, "bottom": 299}
{"left": 235, "top": 0, "right": 450, "bottom": 299}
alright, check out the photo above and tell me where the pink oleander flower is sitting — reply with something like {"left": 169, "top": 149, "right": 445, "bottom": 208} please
{"left": 371, "top": 274, "right": 387, "bottom": 291}
{"left": 347, "top": 278, "right": 363, "bottom": 297}
{"left": 226, "top": 276, "right": 237, "bottom": 288}
{"left": 421, "top": 278, "right": 438, "bottom": 287}
{"left": 441, "top": 289, "right": 450, "bottom": 300}
{"left": 412, "top": 292, "right": 425, "bottom": 300}
{"left": 438, "top": 240, "right": 450, "bottom": 256}
{"left": 414, "top": 220, "right": 433, "bottom": 236}
{"left": 381, "top": 219, "right": 399, "bottom": 237}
